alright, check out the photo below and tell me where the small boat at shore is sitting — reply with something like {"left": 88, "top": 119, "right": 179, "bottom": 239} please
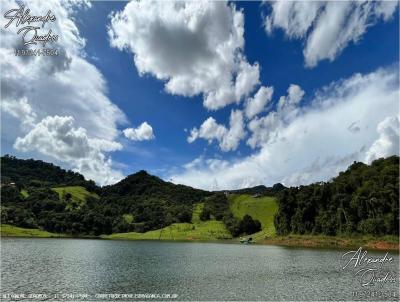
{"left": 239, "top": 237, "right": 254, "bottom": 244}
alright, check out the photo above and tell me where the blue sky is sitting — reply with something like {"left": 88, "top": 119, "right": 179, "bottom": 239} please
{"left": 1, "top": 1, "right": 399, "bottom": 189}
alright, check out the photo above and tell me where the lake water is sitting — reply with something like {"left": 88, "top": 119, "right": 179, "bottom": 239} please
{"left": 1, "top": 238, "right": 399, "bottom": 301}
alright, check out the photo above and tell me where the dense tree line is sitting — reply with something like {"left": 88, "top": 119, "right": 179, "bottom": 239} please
{"left": 3, "top": 155, "right": 397, "bottom": 238}
{"left": 102, "top": 170, "right": 209, "bottom": 205}
{"left": 1, "top": 155, "right": 98, "bottom": 193}
{"left": 1, "top": 186, "right": 199, "bottom": 235}
{"left": 224, "top": 183, "right": 286, "bottom": 196}
{"left": 274, "top": 156, "right": 399, "bottom": 236}
{"left": 1, "top": 160, "right": 210, "bottom": 235}
{"left": 200, "top": 193, "right": 261, "bottom": 236}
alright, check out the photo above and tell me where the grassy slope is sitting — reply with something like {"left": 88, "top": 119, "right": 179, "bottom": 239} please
{"left": 52, "top": 186, "right": 99, "bottom": 209}
{"left": 1, "top": 224, "right": 65, "bottom": 238}
{"left": 107, "top": 195, "right": 279, "bottom": 241}
{"left": 2, "top": 186, "right": 97, "bottom": 238}
{"left": 104, "top": 203, "right": 232, "bottom": 241}
{"left": 4, "top": 190, "right": 398, "bottom": 250}
{"left": 20, "top": 189, "right": 29, "bottom": 198}
{"left": 229, "top": 194, "right": 278, "bottom": 239}
{"left": 227, "top": 195, "right": 399, "bottom": 250}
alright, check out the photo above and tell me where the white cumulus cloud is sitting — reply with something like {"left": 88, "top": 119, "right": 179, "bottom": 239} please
{"left": 247, "top": 84, "right": 305, "bottom": 149}
{"left": 108, "top": 0, "right": 259, "bottom": 110}
{"left": 1, "top": 0, "right": 126, "bottom": 184}
{"left": 365, "top": 116, "right": 399, "bottom": 163}
{"left": 264, "top": 1, "right": 398, "bottom": 67}
{"left": 244, "top": 86, "right": 274, "bottom": 119}
{"left": 1, "top": 97, "right": 37, "bottom": 129}
{"left": 14, "top": 116, "right": 124, "bottom": 185}
{"left": 123, "top": 122, "right": 155, "bottom": 141}
{"left": 171, "top": 67, "right": 399, "bottom": 190}
{"left": 188, "top": 110, "right": 246, "bottom": 152}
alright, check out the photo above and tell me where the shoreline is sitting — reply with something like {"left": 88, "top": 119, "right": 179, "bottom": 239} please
{"left": 259, "top": 234, "right": 400, "bottom": 251}
{"left": 2, "top": 225, "right": 398, "bottom": 252}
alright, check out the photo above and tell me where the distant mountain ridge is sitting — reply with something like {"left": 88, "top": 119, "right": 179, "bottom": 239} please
{"left": 2, "top": 155, "right": 281, "bottom": 197}
{"left": 223, "top": 183, "right": 286, "bottom": 196}
{"left": 1, "top": 155, "right": 398, "bottom": 239}
{"left": 0, "top": 155, "right": 212, "bottom": 235}
{"left": 102, "top": 170, "right": 210, "bottom": 203}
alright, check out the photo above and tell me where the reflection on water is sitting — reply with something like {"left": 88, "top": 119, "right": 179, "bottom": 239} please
{"left": 1, "top": 238, "right": 398, "bottom": 301}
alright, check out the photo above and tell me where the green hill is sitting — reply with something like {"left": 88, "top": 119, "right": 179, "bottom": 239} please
{"left": 2, "top": 155, "right": 397, "bottom": 241}
{"left": 229, "top": 194, "right": 278, "bottom": 238}
{"left": 104, "top": 202, "right": 232, "bottom": 241}
{"left": 52, "top": 186, "right": 99, "bottom": 209}
{"left": 1, "top": 155, "right": 98, "bottom": 192}
{"left": 106, "top": 196, "right": 279, "bottom": 242}
{"left": 102, "top": 170, "right": 209, "bottom": 204}
{"left": 275, "top": 156, "right": 399, "bottom": 237}
{"left": 1, "top": 156, "right": 211, "bottom": 236}
{"left": 104, "top": 221, "right": 231, "bottom": 241}
{"left": 0, "top": 224, "right": 65, "bottom": 238}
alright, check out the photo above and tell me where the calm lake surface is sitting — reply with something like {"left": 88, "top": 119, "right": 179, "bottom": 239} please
{"left": 1, "top": 238, "right": 399, "bottom": 301}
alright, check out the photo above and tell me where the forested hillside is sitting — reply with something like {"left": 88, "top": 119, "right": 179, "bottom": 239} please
{"left": 95, "top": 171, "right": 211, "bottom": 232}
{"left": 0, "top": 156, "right": 265, "bottom": 238}
{"left": 1, "top": 155, "right": 398, "bottom": 239}
{"left": 1, "top": 157, "right": 209, "bottom": 235}
{"left": 199, "top": 193, "right": 262, "bottom": 237}
{"left": 102, "top": 170, "right": 209, "bottom": 204}
{"left": 1, "top": 155, "right": 98, "bottom": 192}
{"left": 274, "top": 156, "right": 399, "bottom": 236}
